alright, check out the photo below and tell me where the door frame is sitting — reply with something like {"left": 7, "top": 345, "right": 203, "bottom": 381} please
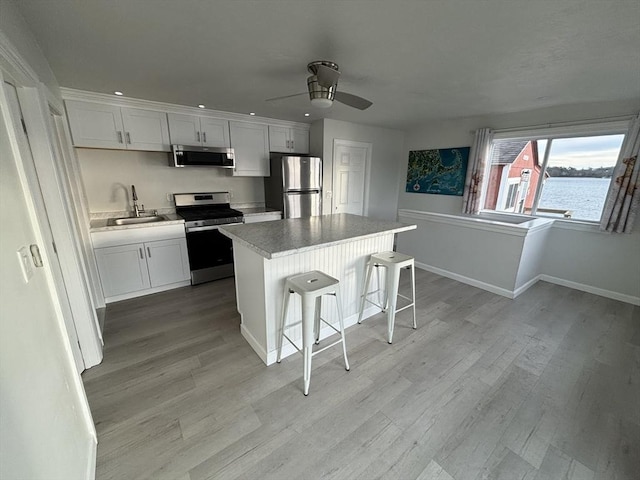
{"left": 1, "top": 49, "right": 98, "bottom": 480}
{"left": 331, "top": 139, "right": 372, "bottom": 215}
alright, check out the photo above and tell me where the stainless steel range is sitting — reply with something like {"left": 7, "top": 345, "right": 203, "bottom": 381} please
{"left": 174, "top": 192, "right": 243, "bottom": 284}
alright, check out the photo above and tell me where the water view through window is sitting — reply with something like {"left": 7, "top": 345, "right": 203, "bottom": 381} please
{"left": 483, "top": 133, "right": 625, "bottom": 222}
{"left": 537, "top": 135, "right": 624, "bottom": 221}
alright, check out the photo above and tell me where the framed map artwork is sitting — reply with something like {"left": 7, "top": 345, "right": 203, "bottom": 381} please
{"left": 405, "top": 147, "right": 470, "bottom": 196}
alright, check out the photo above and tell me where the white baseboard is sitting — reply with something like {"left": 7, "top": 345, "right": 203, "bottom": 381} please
{"left": 104, "top": 280, "right": 191, "bottom": 303}
{"left": 513, "top": 275, "right": 542, "bottom": 298}
{"left": 539, "top": 275, "right": 640, "bottom": 306}
{"left": 240, "top": 324, "right": 269, "bottom": 365}
{"left": 414, "top": 261, "right": 516, "bottom": 299}
{"left": 412, "top": 261, "right": 640, "bottom": 306}
{"left": 86, "top": 437, "right": 97, "bottom": 480}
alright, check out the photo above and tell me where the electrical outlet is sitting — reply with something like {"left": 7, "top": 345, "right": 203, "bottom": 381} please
{"left": 17, "top": 246, "right": 33, "bottom": 283}
{"left": 229, "top": 190, "right": 234, "bottom": 199}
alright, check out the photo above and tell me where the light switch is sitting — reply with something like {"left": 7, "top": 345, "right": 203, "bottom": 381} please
{"left": 17, "top": 246, "right": 34, "bottom": 283}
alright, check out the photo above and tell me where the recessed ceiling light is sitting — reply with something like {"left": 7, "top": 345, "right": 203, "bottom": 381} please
{"left": 304, "top": 113, "right": 310, "bottom": 117}
{"left": 114, "top": 91, "right": 123, "bottom": 96}
{"left": 249, "top": 112, "right": 256, "bottom": 116}
{"left": 198, "top": 104, "right": 206, "bottom": 109}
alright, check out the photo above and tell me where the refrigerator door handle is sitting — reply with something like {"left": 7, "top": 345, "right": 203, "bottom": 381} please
{"left": 284, "top": 189, "right": 321, "bottom": 194}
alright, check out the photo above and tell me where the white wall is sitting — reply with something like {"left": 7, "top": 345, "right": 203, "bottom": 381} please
{"left": 542, "top": 225, "right": 640, "bottom": 300}
{"left": 1, "top": 100, "right": 92, "bottom": 480}
{"left": 0, "top": 0, "right": 60, "bottom": 94}
{"left": 76, "top": 148, "right": 265, "bottom": 212}
{"left": 398, "top": 100, "right": 640, "bottom": 301}
{"left": 316, "top": 118, "right": 405, "bottom": 220}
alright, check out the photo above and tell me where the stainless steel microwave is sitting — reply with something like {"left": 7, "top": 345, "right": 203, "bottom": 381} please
{"left": 170, "top": 145, "right": 235, "bottom": 168}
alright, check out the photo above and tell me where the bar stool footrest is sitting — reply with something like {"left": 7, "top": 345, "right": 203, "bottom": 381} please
{"left": 311, "top": 338, "right": 345, "bottom": 356}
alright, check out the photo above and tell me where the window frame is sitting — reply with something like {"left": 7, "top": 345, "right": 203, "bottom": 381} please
{"left": 481, "top": 120, "right": 630, "bottom": 224}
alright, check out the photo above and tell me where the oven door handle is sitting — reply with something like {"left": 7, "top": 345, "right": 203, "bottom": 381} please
{"left": 186, "top": 222, "right": 243, "bottom": 233}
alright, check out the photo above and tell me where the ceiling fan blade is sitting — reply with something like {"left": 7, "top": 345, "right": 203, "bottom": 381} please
{"left": 334, "top": 91, "right": 373, "bottom": 110}
{"left": 316, "top": 64, "right": 341, "bottom": 87}
{"left": 265, "top": 92, "right": 308, "bottom": 102}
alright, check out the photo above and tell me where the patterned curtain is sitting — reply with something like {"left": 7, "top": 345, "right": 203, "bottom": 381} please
{"left": 462, "top": 128, "right": 494, "bottom": 215}
{"left": 600, "top": 114, "right": 640, "bottom": 233}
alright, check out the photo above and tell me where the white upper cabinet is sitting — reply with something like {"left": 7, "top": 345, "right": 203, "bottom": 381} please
{"left": 230, "top": 121, "right": 270, "bottom": 177}
{"left": 268, "top": 125, "right": 309, "bottom": 154}
{"left": 290, "top": 127, "right": 310, "bottom": 154}
{"left": 121, "top": 108, "right": 171, "bottom": 151}
{"left": 66, "top": 100, "right": 170, "bottom": 151}
{"left": 200, "top": 117, "right": 231, "bottom": 148}
{"left": 167, "top": 113, "right": 230, "bottom": 148}
{"left": 166, "top": 113, "right": 200, "bottom": 145}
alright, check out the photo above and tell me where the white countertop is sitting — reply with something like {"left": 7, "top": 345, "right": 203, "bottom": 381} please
{"left": 219, "top": 213, "right": 416, "bottom": 259}
{"left": 89, "top": 213, "right": 184, "bottom": 232}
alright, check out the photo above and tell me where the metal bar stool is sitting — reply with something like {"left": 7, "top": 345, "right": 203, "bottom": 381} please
{"left": 276, "top": 270, "right": 350, "bottom": 396}
{"left": 357, "top": 251, "right": 416, "bottom": 344}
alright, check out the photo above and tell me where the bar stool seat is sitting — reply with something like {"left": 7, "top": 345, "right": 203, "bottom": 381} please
{"left": 277, "top": 270, "right": 350, "bottom": 396}
{"left": 357, "top": 251, "right": 416, "bottom": 344}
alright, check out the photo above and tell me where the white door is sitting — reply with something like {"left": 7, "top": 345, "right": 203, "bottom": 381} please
{"left": 145, "top": 238, "right": 190, "bottom": 287}
{"left": 167, "top": 113, "right": 202, "bottom": 146}
{"left": 120, "top": 108, "right": 170, "bottom": 151}
{"left": 332, "top": 140, "right": 371, "bottom": 215}
{"left": 94, "top": 243, "right": 151, "bottom": 297}
{"left": 65, "top": 100, "right": 125, "bottom": 149}
{"left": 4, "top": 83, "right": 86, "bottom": 372}
{"left": 200, "top": 117, "right": 231, "bottom": 147}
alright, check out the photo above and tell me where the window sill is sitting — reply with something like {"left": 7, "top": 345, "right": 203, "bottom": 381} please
{"left": 478, "top": 210, "right": 603, "bottom": 233}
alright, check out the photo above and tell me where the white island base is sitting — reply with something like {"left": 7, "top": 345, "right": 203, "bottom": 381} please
{"left": 233, "top": 234, "right": 394, "bottom": 365}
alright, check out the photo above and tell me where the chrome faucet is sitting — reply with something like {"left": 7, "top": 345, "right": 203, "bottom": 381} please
{"left": 131, "top": 185, "right": 145, "bottom": 217}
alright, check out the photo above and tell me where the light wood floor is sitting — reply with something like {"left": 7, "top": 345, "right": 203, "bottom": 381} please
{"left": 82, "top": 269, "right": 640, "bottom": 480}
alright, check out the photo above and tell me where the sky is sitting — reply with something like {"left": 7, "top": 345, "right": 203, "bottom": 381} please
{"left": 545, "top": 134, "right": 625, "bottom": 169}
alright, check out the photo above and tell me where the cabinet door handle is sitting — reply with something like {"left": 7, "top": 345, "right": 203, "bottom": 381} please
{"left": 202, "top": 131, "right": 207, "bottom": 143}
{"left": 117, "top": 131, "right": 123, "bottom": 143}
{"left": 291, "top": 140, "right": 294, "bottom": 150}
{"left": 196, "top": 131, "right": 201, "bottom": 142}
{"left": 139, "top": 248, "right": 144, "bottom": 259}
{"left": 126, "top": 132, "right": 131, "bottom": 144}
{"left": 147, "top": 247, "right": 151, "bottom": 257}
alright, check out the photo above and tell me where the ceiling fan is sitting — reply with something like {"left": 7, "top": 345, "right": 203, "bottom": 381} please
{"left": 266, "top": 60, "right": 373, "bottom": 110}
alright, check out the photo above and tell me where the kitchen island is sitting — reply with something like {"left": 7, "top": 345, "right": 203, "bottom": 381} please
{"left": 219, "top": 213, "right": 416, "bottom": 365}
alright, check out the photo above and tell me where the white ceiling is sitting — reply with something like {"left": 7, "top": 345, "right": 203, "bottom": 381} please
{"left": 15, "top": 0, "right": 640, "bottom": 130}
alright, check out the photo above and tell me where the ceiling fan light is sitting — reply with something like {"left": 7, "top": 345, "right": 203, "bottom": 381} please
{"left": 310, "top": 97, "right": 333, "bottom": 108}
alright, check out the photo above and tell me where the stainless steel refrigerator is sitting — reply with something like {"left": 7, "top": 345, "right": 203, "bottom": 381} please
{"left": 264, "top": 154, "right": 322, "bottom": 218}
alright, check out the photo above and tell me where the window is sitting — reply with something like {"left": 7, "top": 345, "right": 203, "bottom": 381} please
{"left": 482, "top": 126, "right": 627, "bottom": 222}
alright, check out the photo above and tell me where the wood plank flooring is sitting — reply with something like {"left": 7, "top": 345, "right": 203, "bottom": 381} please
{"left": 82, "top": 270, "right": 640, "bottom": 480}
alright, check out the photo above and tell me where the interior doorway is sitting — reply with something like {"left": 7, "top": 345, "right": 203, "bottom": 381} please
{"left": 331, "top": 139, "right": 372, "bottom": 215}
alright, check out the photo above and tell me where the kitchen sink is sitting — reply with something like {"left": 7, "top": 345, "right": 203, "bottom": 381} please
{"left": 107, "top": 215, "right": 167, "bottom": 226}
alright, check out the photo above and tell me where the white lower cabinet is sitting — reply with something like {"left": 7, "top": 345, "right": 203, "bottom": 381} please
{"left": 145, "top": 238, "right": 190, "bottom": 287}
{"left": 92, "top": 224, "right": 190, "bottom": 302}
{"left": 95, "top": 243, "right": 151, "bottom": 297}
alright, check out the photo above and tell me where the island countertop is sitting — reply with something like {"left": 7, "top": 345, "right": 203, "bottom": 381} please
{"left": 219, "top": 213, "right": 416, "bottom": 259}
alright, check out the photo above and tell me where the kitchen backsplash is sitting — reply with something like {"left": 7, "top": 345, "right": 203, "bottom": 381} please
{"left": 76, "top": 148, "right": 265, "bottom": 213}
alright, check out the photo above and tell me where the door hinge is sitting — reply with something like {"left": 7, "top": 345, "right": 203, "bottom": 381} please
{"left": 21, "top": 118, "right": 28, "bottom": 136}
{"left": 52, "top": 241, "right": 58, "bottom": 255}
